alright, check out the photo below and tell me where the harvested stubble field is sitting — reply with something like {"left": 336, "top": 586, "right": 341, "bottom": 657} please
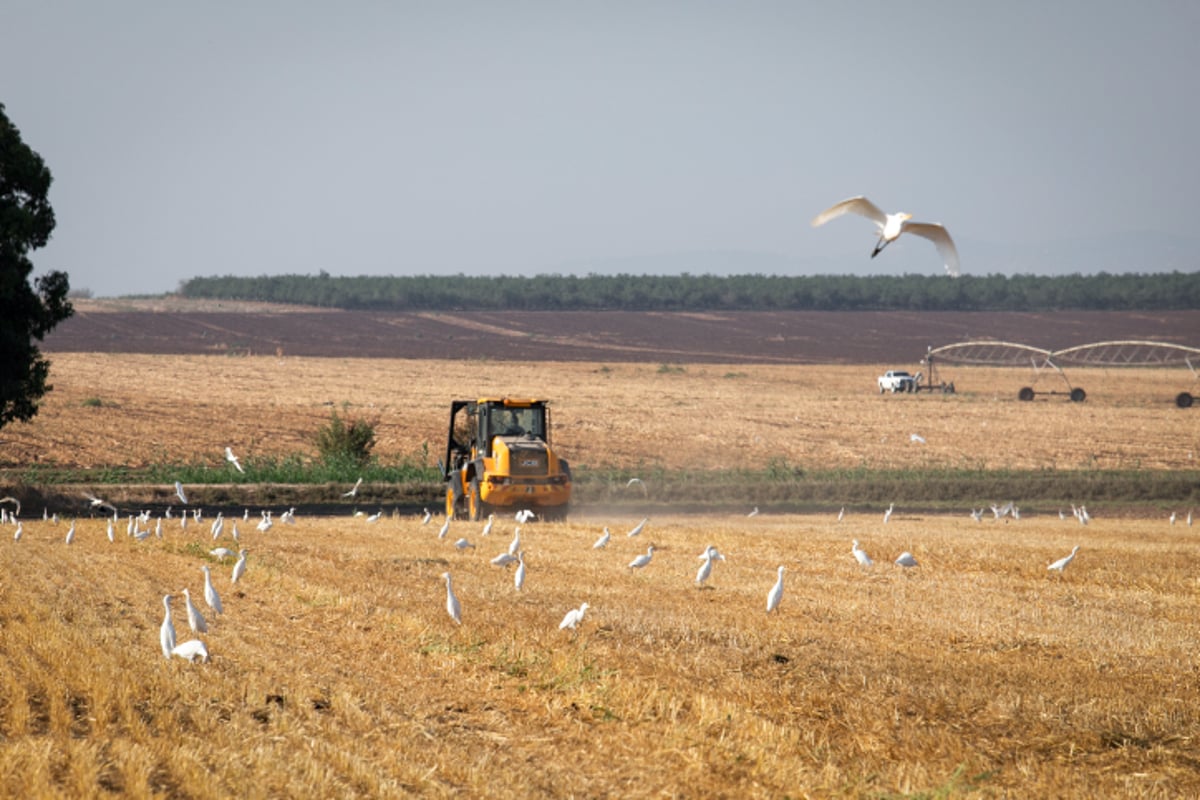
{"left": 1, "top": 353, "right": 1196, "bottom": 475}
{"left": 1, "top": 510, "right": 1198, "bottom": 798}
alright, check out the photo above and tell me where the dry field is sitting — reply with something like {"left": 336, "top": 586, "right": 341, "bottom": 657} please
{"left": 1, "top": 353, "right": 1196, "bottom": 474}
{"left": 2, "top": 509, "right": 1198, "bottom": 798}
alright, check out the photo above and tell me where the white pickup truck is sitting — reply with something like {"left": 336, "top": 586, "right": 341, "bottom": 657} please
{"left": 878, "top": 370, "right": 917, "bottom": 393}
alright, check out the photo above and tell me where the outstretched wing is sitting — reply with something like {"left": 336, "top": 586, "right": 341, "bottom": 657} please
{"left": 811, "top": 196, "right": 887, "bottom": 228}
{"left": 900, "top": 221, "right": 960, "bottom": 277}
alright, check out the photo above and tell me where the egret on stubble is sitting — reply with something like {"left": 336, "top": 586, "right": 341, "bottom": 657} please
{"left": 231, "top": 549, "right": 248, "bottom": 584}
{"left": 811, "top": 196, "right": 960, "bottom": 276}
{"left": 182, "top": 588, "right": 208, "bottom": 633}
{"left": 895, "top": 552, "right": 919, "bottom": 568}
{"left": 171, "top": 639, "right": 210, "bottom": 663}
{"left": 1048, "top": 545, "right": 1080, "bottom": 574}
{"left": 852, "top": 539, "right": 874, "bottom": 567}
{"left": 628, "top": 545, "right": 655, "bottom": 570}
{"left": 514, "top": 551, "right": 526, "bottom": 590}
{"left": 766, "top": 566, "right": 785, "bottom": 613}
{"left": 627, "top": 517, "right": 649, "bottom": 537}
{"left": 592, "top": 527, "right": 611, "bottom": 549}
{"left": 559, "top": 602, "right": 589, "bottom": 631}
{"left": 160, "top": 595, "right": 176, "bottom": 659}
{"left": 695, "top": 550, "right": 715, "bottom": 587}
{"left": 442, "top": 572, "right": 462, "bottom": 624}
{"left": 201, "top": 565, "right": 223, "bottom": 614}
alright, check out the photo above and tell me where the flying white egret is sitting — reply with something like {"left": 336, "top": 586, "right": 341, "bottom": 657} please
{"left": 559, "top": 602, "right": 589, "bottom": 630}
{"left": 174, "top": 481, "right": 188, "bottom": 505}
{"left": 895, "top": 552, "right": 919, "bottom": 568}
{"left": 481, "top": 513, "right": 495, "bottom": 536}
{"left": 628, "top": 545, "right": 655, "bottom": 570}
{"left": 514, "top": 551, "right": 526, "bottom": 590}
{"left": 627, "top": 517, "right": 649, "bottom": 537}
{"left": 811, "top": 195, "right": 960, "bottom": 276}
{"left": 441, "top": 572, "right": 461, "bottom": 624}
{"left": 970, "top": 508, "right": 984, "bottom": 523}
{"left": 83, "top": 491, "right": 118, "bottom": 515}
{"left": 231, "top": 549, "right": 247, "bottom": 584}
{"left": 160, "top": 595, "right": 176, "bottom": 659}
{"left": 1048, "top": 545, "right": 1080, "bottom": 574}
{"left": 766, "top": 566, "right": 785, "bottom": 613}
{"left": 852, "top": 539, "right": 874, "bottom": 567}
{"left": 201, "top": 565, "right": 223, "bottom": 614}
{"left": 225, "top": 446, "right": 244, "bottom": 473}
{"left": 697, "top": 545, "right": 725, "bottom": 562}
{"left": 342, "top": 477, "right": 364, "bottom": 498}
{"left": 515, "top": 508, "right": 536, "bottom": 523}
{"left": 171, "top": 639, "right": 210, "bottom": 663}
{"left": 182, "top": 588, "right": 208, "bottom": 633}
{"left": 593, "top": 527, "right": 611, "bottom": 549}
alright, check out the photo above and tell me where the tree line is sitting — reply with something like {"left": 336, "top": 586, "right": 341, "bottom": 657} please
{"left": 178, "top": 271, "right": 1200, "bottom": 312}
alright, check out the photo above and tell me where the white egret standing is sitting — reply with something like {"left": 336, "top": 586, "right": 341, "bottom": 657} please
{"left": 201, "top": 565, "right": 223, "bottom": 614}
{"left": 231, "top": 549, "right": 248, "bottom": 584}
{"left": 171, "top": 640, "right": 210, "bottom": 663}
{"left": 628, "top": 545, "right": 655, "bottom": 570}
{"left": 13, "top": 521, "right": 22, "bottom": 542}
{"left": 225, "top": 446, "right": 244, "bottom": 473}
{"left": 837, "top": 507, "right": 845, "bottom": 522}
{"left": 695, "top": 550, "right": 715, "bottom": 587}
{"left": 852, "top": 539, "right": 874, "bottom": 567}
{"left": 182, "top": 588, "right": 208, "bottom": 633}
{"left": 627, "top": 518, "right": 649, "bottom": 537}
{"left": 106, "top": 519, "right": 115, "bottom": 543}
{"left": 437, "top": 517, "right": 450, "bottom": 539}
{"left": 442, "top": 572, "right": 461, "bottom": 624}
{"left": 481, "top": 513, "right": 495, "bottom": 537}
{"left": 1048, "top": 545, "right": 1080, "bottom": 575}
{"left": 421, "top": 508, "right": 432, "bottom": 525}
{"left": 65, "top": 520, "right": 76, "bottom": 545}
{"left": 508, "top": 528, "right": 521, "bottom": 556}
{"left": 160, "top": 595, "right": 176, "bottom": 659}
{"left": 883, "top": 503, "right": 895, "bottom": 524}
{"left": 514, "top": 551, "right": 526, "bottom": 591}
{"left": 811, "top": 195, "right": 960, "bottom": 276}
{"left": 766, "top": 566, "right": 785, "bottom": 613}
{"left": 592, "top": 527, "right": 611, "bottom": 549}
{"left": 559, "top": 602, "right": 589, "bottom": 631}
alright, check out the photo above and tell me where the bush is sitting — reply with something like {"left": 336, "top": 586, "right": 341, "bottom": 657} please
{"left": 314, "top": 411, "right": 377, "bottom": 467}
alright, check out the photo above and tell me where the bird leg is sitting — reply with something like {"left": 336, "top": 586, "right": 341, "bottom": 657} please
{"left": 871, "top": 237, "right": 890, "bottom": 258}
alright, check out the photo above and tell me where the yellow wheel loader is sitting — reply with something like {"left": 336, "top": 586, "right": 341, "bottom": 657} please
{"left": 440, "top": 398, "right": 571, "bottom": 521}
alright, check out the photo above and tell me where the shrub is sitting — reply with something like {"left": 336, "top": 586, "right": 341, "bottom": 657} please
{"left": 314, "top": 411, "right": 377, "bottom": 467}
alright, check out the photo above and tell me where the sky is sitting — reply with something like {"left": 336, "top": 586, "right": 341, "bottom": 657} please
{"left": 3, "top": 1, "right": 1199, "bottom": 297}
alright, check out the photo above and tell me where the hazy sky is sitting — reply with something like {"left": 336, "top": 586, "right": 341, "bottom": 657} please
{"left": 4, "top": 2, "right": 1198, "bottom": 297}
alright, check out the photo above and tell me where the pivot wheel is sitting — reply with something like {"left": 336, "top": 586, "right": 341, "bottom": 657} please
{"left": 1178, "top": 392, "right": 1195, "bottom": 409}
{"left": 1018, "top": 387, "right": 1035, "bottom": 401}
{"left": 1070, "top": 388, "right": 1086, "bottom": 403}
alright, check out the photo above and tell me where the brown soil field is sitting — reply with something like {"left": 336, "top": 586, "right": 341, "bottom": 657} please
{"left": 45, "top": 300, "right": 1200, "bottom": 364}
{"left": 2, "top": 354, "right": 1196, "bottom": 476}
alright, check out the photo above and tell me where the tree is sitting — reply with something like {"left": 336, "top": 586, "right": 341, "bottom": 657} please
{"left": 1, "top": 103, "right": 73, "bottom": 429}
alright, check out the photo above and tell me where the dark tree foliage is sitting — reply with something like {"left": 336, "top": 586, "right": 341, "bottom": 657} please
{"left": 179, "top": 270, "right": 1200, "bottom": 312}
{"left": 1, "top": 103, "right": 73, "bottom": 429}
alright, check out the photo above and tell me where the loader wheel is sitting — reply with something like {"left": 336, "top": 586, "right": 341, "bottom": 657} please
{"left": 1070, "top": 388, "right": 1086, "bottom": 403}
{"left": 444, "top": 488, "right": 456, "bottom": 519}
{"left": 467, "top": 478, "right": 489, "bottom": 521}
{"left": 1177, "top": 392, "right": 1194, "bottom": 408}
{"left": 1018, "top": 387, "right": 1035, "bottom": 401}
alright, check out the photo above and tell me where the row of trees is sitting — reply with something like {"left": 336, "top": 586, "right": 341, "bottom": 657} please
{"left": 179, "top": 271, "right": 1200, "bottom": 312}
